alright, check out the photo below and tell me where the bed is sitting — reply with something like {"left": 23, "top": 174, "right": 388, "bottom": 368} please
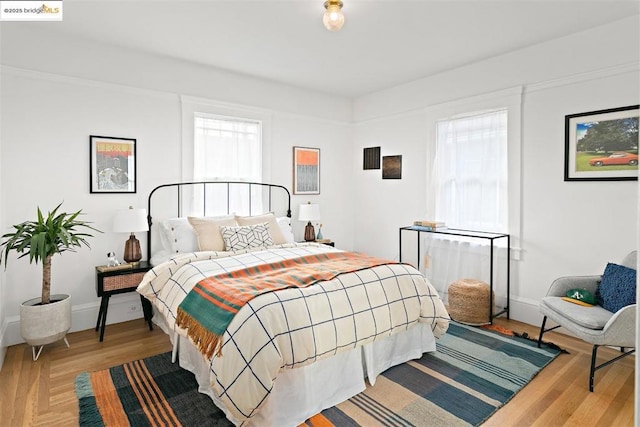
{"left": 137, "top": 181, "right": 450, "bottom": 426}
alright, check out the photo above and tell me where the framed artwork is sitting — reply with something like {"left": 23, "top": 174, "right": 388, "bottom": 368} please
{"left": 564, "top": 105, "right": 639, "bottom": 181}
{"left": 382, "top": 155, "right": 402, "bottom": 179}
{"left": 90, "top": 135, "right": 137, "bottom": 193}
{"left": 363, "top": 146, "right": 381, "bottom": 170}
{"left": 293, "top": 146, "right": 320, "bottom": 194}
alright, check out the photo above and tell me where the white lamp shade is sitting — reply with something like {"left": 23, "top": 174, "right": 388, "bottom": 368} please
{"left": 298, "top": 203, "right": 320, "bottom": 222}
{"left": 113, "top": 208, "right": 148, "bottom": 233}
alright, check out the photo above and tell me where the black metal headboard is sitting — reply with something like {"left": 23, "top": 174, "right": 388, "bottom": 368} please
{"left": 146, "top": 181, "right": 292, "bottom": 262}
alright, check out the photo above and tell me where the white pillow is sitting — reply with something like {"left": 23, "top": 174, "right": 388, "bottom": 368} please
{"left": 150, "top": 249, "right": 173, "bottom": 267}
{"left": 159, "top": 218, "right": 199, "bottom": 254}
{"left": 277, "top": 216, "right": 295, "bottom": 243}
{"left": 188, "top": 215, "right": 238, "bottom": 251}
{"left": 236, "top": 212, "right": 287, "bottom": 244}
{"left": 219, "top": 223, "right": 274, "bottom": 251}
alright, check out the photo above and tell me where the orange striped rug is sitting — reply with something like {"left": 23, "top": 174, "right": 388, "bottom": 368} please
{"left": 75, "top": 353, "right": 230, "bottom": 426}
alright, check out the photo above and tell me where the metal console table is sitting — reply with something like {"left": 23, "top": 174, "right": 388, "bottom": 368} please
{"left": 399, "top": 225, "right": 510, "bottom": 322}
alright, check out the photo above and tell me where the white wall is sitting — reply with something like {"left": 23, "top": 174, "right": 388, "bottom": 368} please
{"left": 351, "top": 16, "right": 640, "bottom": 325}
{"left": 271, "top": 113, "right": 354, "bottom": 247}
{"left": 1, "top": 14, "right": 638, "bottom": 358}
{"left": 354, "top": 16, "right": 639, "bottom": 122}
{"left": 2, "top": 25, "right": 351, "bottom": 123}
{"left": 0, "top": 28, "right": 353, "bottom": 347}
{"left": 519, "top": 72, "right": 638, "bottom": 307}
{"left": 352, "top": 110, "right": 429, "bottom": 261}
{"left": 0, "top": 26, "right": 5, "bottom": 369}
{"left": 1, "top": 69, "right": 183, "bottom": 346}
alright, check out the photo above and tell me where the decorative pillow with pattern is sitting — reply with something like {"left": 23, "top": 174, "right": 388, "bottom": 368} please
{"left": 596, "top": 262, "right": 637, "bottom": 313}
{"left": 219, "top": 222, "right": 274, "bottom": 251}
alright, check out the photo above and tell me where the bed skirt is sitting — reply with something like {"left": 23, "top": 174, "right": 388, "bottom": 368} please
{"left": 168, "top": 318, "right": 436, "bottom": 426}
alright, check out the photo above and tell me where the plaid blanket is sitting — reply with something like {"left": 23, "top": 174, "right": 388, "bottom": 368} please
{"left": 138, "top": 244, "right": 450, "bottom": 425}
{"left": 176, "top": 252, "right": 401, "bottom": 359}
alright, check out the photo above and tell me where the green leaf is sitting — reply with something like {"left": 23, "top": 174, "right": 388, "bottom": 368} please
{"left": 0, "top": 203, "right": 103, "bottom": 300}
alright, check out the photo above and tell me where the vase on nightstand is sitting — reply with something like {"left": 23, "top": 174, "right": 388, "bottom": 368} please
{"left": 316, "top": 224, "right": 323, "bottom": 240}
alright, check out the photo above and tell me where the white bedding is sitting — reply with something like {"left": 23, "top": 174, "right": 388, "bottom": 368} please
{"left": 138, "top": 243, "right": 449, "bottom": 425}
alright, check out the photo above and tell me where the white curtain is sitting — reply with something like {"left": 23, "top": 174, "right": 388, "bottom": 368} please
{"left": 419, "top": 234, "right": 509, "bottom": 308}
{"left": 433, "top": 109, "right": 508, "bottom": 232}
{"left": 194, "top": 114, "right": 262, "bottom": 181}
{"left": 191, "top": 113, "right": 263, "bottom": 215}
{"left": 424, "top": 109, "right": 509, "bottom": 305}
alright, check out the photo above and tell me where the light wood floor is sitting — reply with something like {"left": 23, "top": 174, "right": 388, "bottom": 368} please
{"left": 0, "top": 317, "right": 634, "bottom": 426}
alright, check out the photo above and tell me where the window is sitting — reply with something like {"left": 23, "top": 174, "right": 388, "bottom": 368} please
{"left": 433, "top": 109, "right": 508, "bottom": 232}
{"left": 180, "top": 97, "right": 273, "bottom": 216}
{"left": 188, "top": 113, "right": 263, "bottom": 215}
{"left": 193, "top": 113, "right": 262, "bottom": 182}
{"left": 423, "top": 89, "right": 521, "bottom": 303}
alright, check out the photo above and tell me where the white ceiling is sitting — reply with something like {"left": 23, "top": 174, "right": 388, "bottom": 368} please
{"left": 32, "top": 0, "right": 640, "bottom": 97}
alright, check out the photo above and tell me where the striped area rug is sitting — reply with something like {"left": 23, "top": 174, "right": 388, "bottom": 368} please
{"left": 75, "top": 353, "right": 231, "bottom": 426}
{"left": 308, "top": 322, "right": 561, "bottom": 426}
{"left": 75, "top": 322, "right": 560, "bottom": 426}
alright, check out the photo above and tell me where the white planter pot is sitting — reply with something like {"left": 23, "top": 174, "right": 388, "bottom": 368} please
{"left": 20, "top": 294, "right": 71, "bottom": 349}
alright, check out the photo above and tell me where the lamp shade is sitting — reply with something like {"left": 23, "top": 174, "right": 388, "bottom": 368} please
{"left": 113, "top": 207, "right": 148, "bottom": 233}
{"left": 298, "top": 203, "right": 320, "bottom": 222}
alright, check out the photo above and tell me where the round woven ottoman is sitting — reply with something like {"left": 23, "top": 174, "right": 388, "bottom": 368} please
{"left": 448, "top": 278, "right": 493, "bottom": 325}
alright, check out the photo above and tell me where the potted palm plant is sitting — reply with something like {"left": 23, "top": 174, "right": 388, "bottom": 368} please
{"left": 0, "top": 203, "right": 100, "bottom": 360}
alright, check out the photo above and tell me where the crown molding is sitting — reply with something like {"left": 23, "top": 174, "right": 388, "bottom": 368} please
{"left": 1, "top": 65, "right": 179, "bottom": 101}
{"left": 524, "top": 61, "right": 639, "bottom": 93}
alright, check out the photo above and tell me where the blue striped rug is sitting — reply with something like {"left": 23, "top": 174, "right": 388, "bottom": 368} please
{"left": 311, "top": 322, "right": 561, "bottom": 426}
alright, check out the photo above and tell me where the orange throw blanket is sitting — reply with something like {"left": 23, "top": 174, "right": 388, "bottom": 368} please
{"left": 176, "top": 251, "right": 398, "bottom": 358}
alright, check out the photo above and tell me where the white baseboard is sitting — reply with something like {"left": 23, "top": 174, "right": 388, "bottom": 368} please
{"left": 0, "top": 294, "right": 552, "bottom": 344}
{"left": 504, "top": 296, "right": 545, "bottom": 327}
{"left": 1, "top": 293, "right": 144, "bottom": 348}
{"left": 0, "top": 317, "right": 8, "bottom": 371}
{"left": 498, "top": 296, "right": 579, "bottom": 339}
{"left": 0, "top": 292, "right": 565, "bottom": 372}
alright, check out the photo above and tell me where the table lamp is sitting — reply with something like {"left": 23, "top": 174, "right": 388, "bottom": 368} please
{"left": 113, "top": 206, "right": 148, "bottom": 264}
{"left": 298, "top": 202, "right": 320, "bottom": 242}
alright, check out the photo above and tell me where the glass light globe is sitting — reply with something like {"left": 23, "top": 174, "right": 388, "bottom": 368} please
{"left": 323, "top": 4, "right": 345, "bottom": 31}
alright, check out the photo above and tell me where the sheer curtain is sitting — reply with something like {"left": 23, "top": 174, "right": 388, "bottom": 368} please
{"left": 191, "top": 113, "right": 263, "bottom": 215}
{"left": 433, "top": 109, "right": 508, "bottom": 232}
{"left": 425, "top": 109, "right": 509, "bottom": 304}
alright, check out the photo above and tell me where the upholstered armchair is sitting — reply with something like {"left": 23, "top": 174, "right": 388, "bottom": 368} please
{"left": 537, "top": 251, "right": 636, "bottom": 392}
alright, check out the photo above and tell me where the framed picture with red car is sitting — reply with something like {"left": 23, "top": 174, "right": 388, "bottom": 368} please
{"left": 564, "top": 105, "right": 639, "bottom": 181}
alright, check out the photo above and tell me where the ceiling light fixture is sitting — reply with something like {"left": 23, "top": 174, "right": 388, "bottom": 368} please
{"left": 323, "top": 0, "right": 345, "bottom": 32}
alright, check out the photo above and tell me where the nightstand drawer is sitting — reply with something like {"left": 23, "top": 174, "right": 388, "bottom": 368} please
{"left": 102, "top": 271, "right": 146, "bottom": 292}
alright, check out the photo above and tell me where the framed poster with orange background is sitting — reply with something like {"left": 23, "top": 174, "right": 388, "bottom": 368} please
{"left": 293, "top": 146, "right": 320, "bottom": 195}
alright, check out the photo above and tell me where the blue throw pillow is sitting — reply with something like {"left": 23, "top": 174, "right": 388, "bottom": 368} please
{"left": 596, "top": 262, "right": 637, "bottom": 313}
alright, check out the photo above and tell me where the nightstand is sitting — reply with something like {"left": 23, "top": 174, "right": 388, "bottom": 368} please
{"left": 95, "top": 261, "right": 153, "bottom": 342}
{"left": 299, "top": 240, "right": 335, "bottom": 247}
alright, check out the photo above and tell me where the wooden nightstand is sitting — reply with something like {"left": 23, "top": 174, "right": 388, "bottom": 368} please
{"left": 298, "top": 240, "right": 335, "bottom": 247}
{"left": 95, "top": 261, "right": 153, "bottom": 342}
